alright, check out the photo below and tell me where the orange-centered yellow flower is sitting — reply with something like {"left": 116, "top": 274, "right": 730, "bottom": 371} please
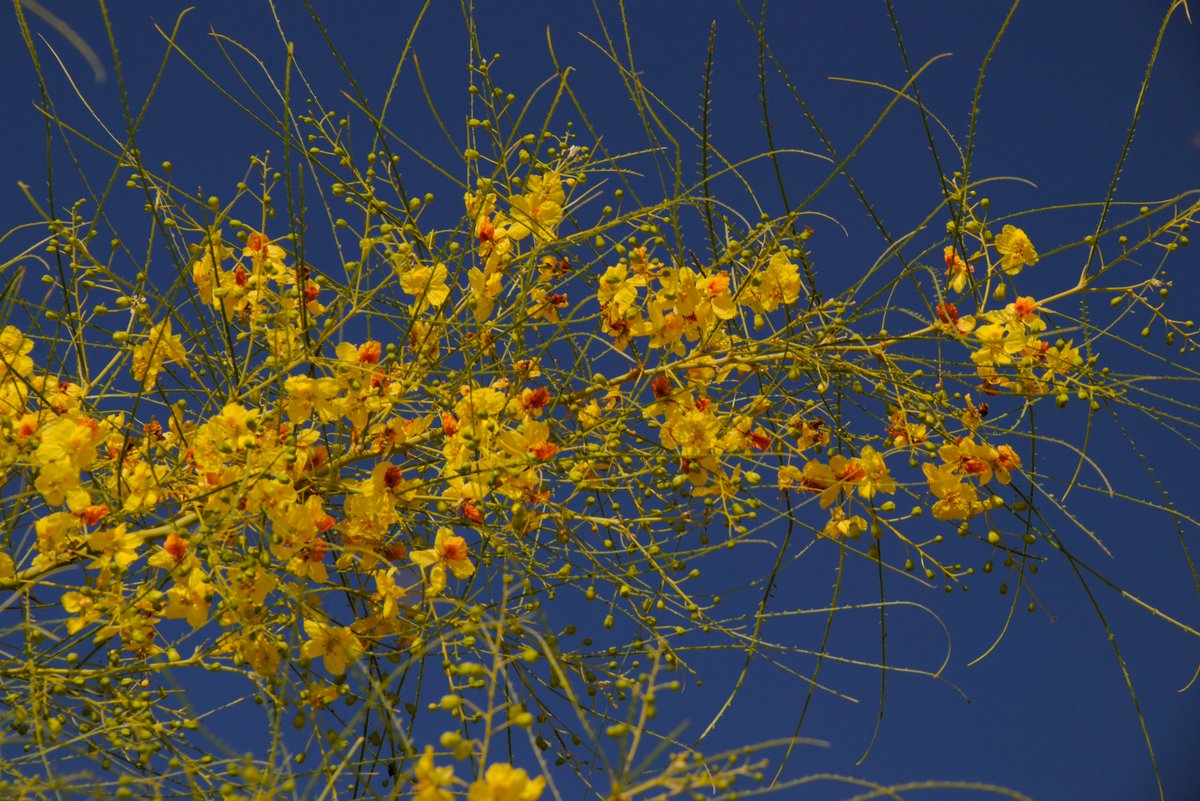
{"left": 411, "top": 527, "right": 476, "bottom": 595}
{"left": 943, "top": 246, "right": 973, "bottom": 293}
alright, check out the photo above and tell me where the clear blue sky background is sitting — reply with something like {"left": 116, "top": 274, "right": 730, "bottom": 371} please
{"left": 3, "top": 2, "right": 1200, "bottom": 800}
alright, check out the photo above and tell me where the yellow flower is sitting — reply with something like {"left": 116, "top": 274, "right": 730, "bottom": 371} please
{"left": 661, "top": 406, "right": 720, "bottom": 460}
{"left": 508, "top": 171, "right": 565, "bottom": 242}
{"left": 122, "top": 460, "right": 165, "bottom": 512}
{"left": 742, "top": 251, "right": 801, "bottom": 313}
{"left": 994, "top": 225, "right": 1039, "bottom": 275}
{"left": 991, "top": 444, "right": 1022, "bottom": 485}
{"left": 939, "top": 437, "right": 998, "bottom": 485}
{"left": 468, "top": 763, "right": 546, "bottom": 801}
{"left": 34, "top": 512, "right": 82, "bottom": 570}
{"left": 411, "top": 527, "right": 476, "bottom": 595}
{"left": 62, "top": 590, "right": 102, "bottom": 635}
{"left": 33, "top": 416, "right": 104, "bottom": 506}
{"left": 820, "top": 507, "right": 868, "bottom": 540}
{"left": 413, "top": 746, "right": 456, "bottom": 801}
{"left": 212, "top": 403, "right": 259, "bottom": 450}
{"left": 943, "top": 246, "right": 973, "bottom": 293}
{"left": 87, "top": 524, "right": 144, "bottom": 572}
{"left": 192, "top": 231, "right": 232, "bottom": 306}
{"left": 163, "top": 568, "right": 213, "bottom": 628}
{"left": 597, "top": 263, "right": 645, "bottom": 314}
{"left": 0, "top": 325, "right": 35, "bottom": 379}
{"left": 856, "top": 446, "right": 896, "bottom": 500}
{"left": 400, "top": 262, "right": 451, "bottom": 309}
{"left": 371, "top": 567, "right": 409, "bottom": 620}
{"left": 1005, "top": 296, "right": 1046, "bottom": 333}
{"left": 971, "top": 321, "right": 1026, "bottom": 367}
{"left": 284, "top": 375, "right": 342, "bottom": 422}
{"left": 469, "top": 266, "right": 504, "bottom": 322}
{"left": 301, "top": 619, "right": 364, "bottom": 675}
{"left": 243, "top": 230, "right": 288, "bottom": 277}
{"left": 1042, "top": 339, "right": 1084, "bottom": 379}
{"left": 922, "top": 462, "right": 983, "bottom": 520}
{"left": 455, "top": 385, "right": 509, "bottom": 428}
{"left": 131, "top": 316, "right": 187, "bottom": 386}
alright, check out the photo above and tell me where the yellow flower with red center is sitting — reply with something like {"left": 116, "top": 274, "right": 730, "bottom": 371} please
{"left": 243, "top": 230, "right": 288, "bottom": 279}
{"left": 468, "top": 197, "right": 515, "bottom": 273}
{"left": 1006, "top": 296, "right": 1046, "bottom": 332}
{"left": 336, "top": 340, "right": 383, "bottom": 367}
{"left": 800, "top": 454, "right": 881, "bottom": 508}
{"left": 991, "top": 444, "right": 1022, "bottom": 485}
{"left": 660, "top": 266, "right": 737, "bottom": 326}
{"left": 498, "top": 419, "right": 559, "bottom": 463}
{"left": 944, "top": 246, "right": 973, "bottom": 293}
{"left": 994, "top": 225, "right": 1039, "bottom": 275}
{"left": 939, "top": 437, "right": 999, "bottom": 485}
{"left": 148, "top": 531, "right": 191, "bottom": 570}
{"left": 411, "top": 527, "right": 476, "bottom": 595}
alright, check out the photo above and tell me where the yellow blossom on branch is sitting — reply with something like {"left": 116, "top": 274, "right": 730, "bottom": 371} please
{"left": 411, "top": 527, "right": 476, "bottom": 595}
{"left": 400, "top": 262, "right": 451, "bottom": 310}
{"left": 742, "top": 251, "right": 802, "bottom": 313}
{"left": 301, "top": 619, "right": 364, "bottom": 676}
{"left": 413, "top": 746, "right": 457, "bottom": 801}
{"left": 87, "top": 524, "right": 144, "bottom": 572}
{"left": 163, "top": 568, "right": 214, "bottom": 628}
{"left": 993, "top": 225, "right": 1039, "bottom": 275}
{"left": 821, "top": 507, "right": 868, "bottom": 540}
{"left": 0, "top": 325, "right": 35, "bottom": 380}
{"left": 944, "top": 245, "right": 973, "bottom": 293}
{"left": 468, "top": 763, "right": 547, "bottom": 801}
{"left": 508, "top": 171, "right": 565, "bottom": 242}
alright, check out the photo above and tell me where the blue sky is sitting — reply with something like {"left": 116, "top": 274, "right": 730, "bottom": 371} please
{"left": 2, "top": 2, "right": 1200, "bottom": 800}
